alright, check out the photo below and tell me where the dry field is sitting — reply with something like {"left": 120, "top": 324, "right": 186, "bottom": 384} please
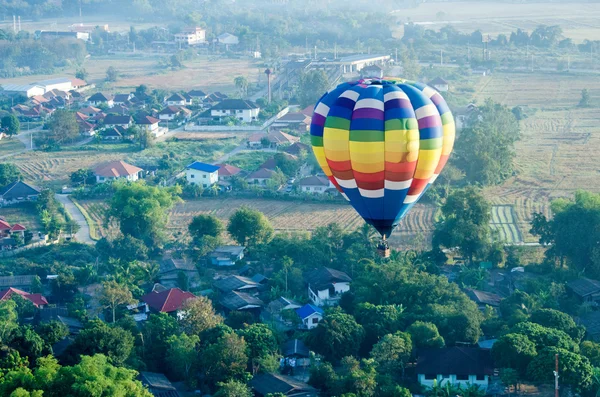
{"left": 0, "top": 203, "right": 42, "bottom": 232}
{"left": 0, "top": 138, "right": 25, "bottom": 157}
{"left": 393, "top": 2, "right": 600, "bottom": 42}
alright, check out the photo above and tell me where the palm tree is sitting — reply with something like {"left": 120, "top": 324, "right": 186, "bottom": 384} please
{"left": 234, "top": 76, "right": 249, "bottom": 98}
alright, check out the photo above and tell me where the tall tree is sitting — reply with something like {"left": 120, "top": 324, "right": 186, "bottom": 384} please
{"left": 39, "top": 109, "right": 79, "bottom": 147}
{"left": 178, "top": 296, "right": 223, "bottom": 335}
{"left": 527, "top": 347, "right": 593, "bottom": 392}
{"left": 65, "top": 320, "right": 134, "bottom": 366}
{"left": 75, "top": 68, "right": 88, "bottom": 80}
{"left": 491, "top": 333, "right": 537, "bottom": 376}
{"left": 0, "top": 300, "right": 18, "bottom": 344}
{"left": 433, "top": 187, "right": 492, "bottom": 264}
{"left": 306, "top": 311, "right": 365, "bottom": 362}
{"left": 98, "top": 280, "right": 135, "bottom": 323}
{"left": 1, "top": 114, "right": 20, "bottom": 137}
{"left": 370, "top": 332, "right": 412, "bottom": 378}
{"left": 166, "top": 333, "right": 200, "bottom": 387}
{"left": 0, "top": 163, "right": 21, "bottom": 186}
{"left": 237, "top": 324, "right": 279, "bottom": 374}
{"left": 453, "top": 99, "right": 521, "bottom": 185}
{"left": 106, "top": 66, "right": 119, "bottom": 82}
{"left": 199, "top": 333, "right": 249, "bottom": 387}
{"left": 298, "top": 70, "right": 329, "bottom": 108}
{"left": 234, "top": 76, "right": 249, "bottom": 98}
{"left": 214, "top": 380, "right": 252, "bottom": 397}
{"left": 189, "top": 214, "right": 224, "bottom": 240}
{"left": 227, "top": 207, "right": 274, "bottom": 246}
{"left": 407, "top": 321, "right": 445, "bottom": 349}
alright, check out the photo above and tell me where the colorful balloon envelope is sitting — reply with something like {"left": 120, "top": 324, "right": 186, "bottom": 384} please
{"left": 310, "top": 78, "right": 455, "bottom": 239}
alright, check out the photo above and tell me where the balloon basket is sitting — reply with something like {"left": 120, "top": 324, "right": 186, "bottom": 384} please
{"left": 377, "top": 240, "right": 390, "bottom": 258}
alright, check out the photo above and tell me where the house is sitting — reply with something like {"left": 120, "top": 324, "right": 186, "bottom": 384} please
{"left": 79, "top": 106, "right": 102, "bottom": 118}
{"left": 0, "top": 275, "right": 36, "bottom": 292}
{"left": 467, "top": 289, "right": 503, "bottom": 309}
{"left": 580, "top": 311, "right": 600, "bottom": 341}
{"left": 113, "top": 93, "right": 133, "bottom": 105}
{"left": 214, "top": 275, "right": 260, "bottom": 294}
{"left": 250, "top": 131, "right": 299, "bottom": 149}
{"left": 38, "top": 307, "right": 84, "bottom": 334}
{"left": 260, "top": 153, "right": 298, "bottom": 171}
{"left": 204, "top": 91, "right": 228, "bottom": 105}
{"left": 138, "top": 372, "right": 181, "bottom": 397}
{"left": 185, "top": 161, "right": 219, "bottom": 187}
{"left": 210, "top": 245, "right": 246, "bottom": 266}
{"left": 298, "top": 176, "right": 331, "bottom": 194}
{"left": 428, "top": 77, "right": 449, "bottom": 92}
{"left": 0, "top": 288, "right": 48, "bottom": 308}
{"left": 216, "top": 33, "right": 239, "bottom": 48}
{"left": 159, "top": 258, "right": 200, "bottom": 289}
{"left": 282, "top": 339, "right": 311, "bottom": 367}
{"left": 247, "top": 168, "right": 276, "bottom": 186}
{"left": 217, "top": 164, "right": 242, "bottom": 179}
{"left": 211, "top": 99, "right": 260, "bottom": 123}
{"left": 0, "top": 84, "right": 45, "bottom": 98}
{"left": 360, "top": 64, "right": 384, "bottom": 79}
{"left": 103, "top": 114, "right": 132, "bottom": 128}
{"left": 158, "top": 106, "right": 192, "bottom": 121}
{"left": 93, "top": 160, "right": 143, "bottom": 183}
{"left": 175, "top": 27, "right": 206, "bottom": 46}
{"left": 0, "top": 181, "right": 41, "bottom": 207}
{"left": 295, "top": 304, "right": 324, "bottom": 330}
{"left": 187, "top": 89, "right": 207, "bottom": 102}
{"left": 567, "top": 278, "right": 600, "bottom": 304}
{"left": 251, "top": 373, "right": 317, "bottom": 397}
{"left": 39, "top": 31, "right": 89, "bottom": 41}
{"left": 136, "top": 115, "right": 161, "bottom": 137}
{"left": 69, "top": 78, "right": 88, "bottom": 90}
{"left": 416, "top": 347, "right": 494, "bottom": 391}
{"left": 166, "top": 93, "right": 187, "bottom": 107}
{"left": 0, "top": 218, "right": 27, "bottom": 239}
{"left": 305, "top": 267, "right": 352, "bottom": 307}
{"left": 220, "top": 291, "right": 264, "bottom": 315}
{"left": 273, "top": 112, "right": 312, "bottom": 132}
{"left": 267, "top": 297, "right": 302, "bottom": 324}
{"left": 101, "top": 126, "right": 129, "bottom": 141}
{"left": 284, "top": 142, "right": 311, "bottom": 156}
{"left": 141, "top": 288, "right": 197, "bottom": 314}
{"left": 87, "top": 92, "right": 114, "bottom": 107}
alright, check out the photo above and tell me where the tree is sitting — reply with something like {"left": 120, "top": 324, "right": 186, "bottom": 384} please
{"left": 142, "top": 313, "right": 179, "bottom": 371}
{"left": 214, "top": 380, "right": 252, "bottom": 397}
{"left": 453, "top": 99, "right": 521, "bottom": 185}
{"left": 237, "top": 323, "right": 278, "bottom": 374}
{"left": 492, "top": 334, "right": 537, "bottom": 376}
{"left": 69, "top": 169, "right": 95, "bottom": 187}
{"left": 581, "top": 341, "right": 600, "bottom": 367}
{"left": 309, "top": 361, "right": 337, "bottom": 394}
{"left": 0, "top": 163, "right": 21, "bottom": 186}
{"left": 407, "top": 321, "right": 445, "bottom": 348}
{"left": 35, "top": 321, "right": 69, "bottom": 348}
{"left": 298, "top": 70, "right": 329, "bottom": 108}
{"left": 75, "top": 68, "right": 88, "bottom": 80}
{"left": 98, "top": 280, "right": 135, "bottom": 323}
{"left": 337, "top": 357, "right": 377, "bottom": 397}
{"left": 65, "top": 320, "right": 134, "bottom": 366}
{"left": 178, "top": 296, "right": 223, "bottom": 335}
{"left": 189, "top": 214, "right": 224, "bottom": 240}
{"left": 354, "top": 303, "right": 404, "bottom": 353}
{"left": 0, "top": 300, "right": 18, "bottom": 344}
{"left": 579, "top": 89, "right": 591, "bottom": 107}
{"left": 106, "top": 66, "right": 119, "bottom": 82}
{"left": 401, "top": 48, "right": 421, "bottom": 80}
{"left": 307, "top": 312, "right": 365, "bottom": 362}
{"left": 199, "top": 333, "right": 249, "bottom": 387}
{"left": 500, "top": 368, "right": 519, "bottom": 396}
{"left": 510, "top": 322, "right": 577, "bottom": 352}
{"left": 1, "top": 114, "right": 20, "bottom": 137}
{"left": 527, "top": 347, "right": 593, "bottom": 391}
{"left": 109, "top": 181, "right": 181, "bottom": 246}
{"left": 166, "top": 333, "right": 200, "bottom": 387}
{"left": 227, "top": 207, "right": 274, "bottom": 246}
{"left": 433, "top": 187, "right": 492, "bottom": 264}
{"left": 370, "top": 332, "right": 412, "bottom": 378}
{"left": 40, "top": 109, "right": 79, "bottom": 147}
{"left": 234, "top": 76, "right": 249, "bottom": 98}
{"left": 530, "top": 308, "right": 583, "bottom": 341}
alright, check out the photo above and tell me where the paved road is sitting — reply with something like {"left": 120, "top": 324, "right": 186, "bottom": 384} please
{"left": 55, "top": 194, "right": 94, "bottom": 245}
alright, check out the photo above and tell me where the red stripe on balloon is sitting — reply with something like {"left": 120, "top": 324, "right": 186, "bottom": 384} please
{"left": 408, "top": 178, "right": 429, "bottom": 195}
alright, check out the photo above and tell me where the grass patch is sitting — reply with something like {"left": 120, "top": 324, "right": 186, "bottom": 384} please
{"left": 227, "top": 151, "right": 274, "bottom": 171}
{"left": 0, "top": 138, "right": 25, "bottom": 156}
{"left": 72, "top": 199, "right": 100, "bottom": 241}
{"left": 0, "top": 202, "right": 42, "bottom": 231}
{"left": 128, "top": 139, "right": 241, "bottom": 166}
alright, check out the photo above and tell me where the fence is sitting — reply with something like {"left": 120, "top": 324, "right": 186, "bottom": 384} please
{"left": 0, "top": 241, "right": 47, "bottom": 258}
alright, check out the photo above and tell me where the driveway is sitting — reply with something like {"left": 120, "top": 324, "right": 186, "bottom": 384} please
{"left": 55, "top": 194, "right": 94, "bottom": 245}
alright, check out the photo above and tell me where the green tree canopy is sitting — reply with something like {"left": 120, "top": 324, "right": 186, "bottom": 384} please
{"left": 370, "top": 332, "right": 412, "bottom": 377}
{"left": 527, "top": 347, "right": 592, "bottom": 392}
{"left": 214, "top": 379, "right": 252, "bottom": 397}
{"left": 491, "top": 333, "right": 537, "bottom": 376}
{"left": 1, "top": 114, "right": 20, "bottom": 136}
{"left": 166, "top": 333, "right": 199, "bottom": 386}
{"left": 0, "top": 163, "right": 21, "bottom": 186}
{"left": 199, "top": 333, "right": 249, "bottom": 388}
{"left": 530, "top": 308, "right": 584, "bottom": 341}
{"left": 306, "top": 311, "right": 365, "bottom": 362}
{"left": 354, "top": 303, "right": 404, "bottom": 353}
{"left": 64, "top": 320, "right": 134, "bottom": 366}
{"left": 510, "top": 322, "right": 577, "bottom": 352}
{"left": 227, "top": 206, "right": 274, "bottom": 246}
{"left": 407, "top": 321, "right": 445, "bottom": 349}
{"left": 189, "top": 214, "right": 224, "bottom": 240}
{"left": 237, "top": 323, "right": 278, "bottom": 374}
{"left": 40, "top": 109, "right": 79, "bottom": 147}
{"left": 298, "top": 70, "right": 329, "bottom": 108}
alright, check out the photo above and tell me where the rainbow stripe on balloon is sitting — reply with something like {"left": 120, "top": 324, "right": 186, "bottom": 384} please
{"left": 310, "top": 78, "right": 455, "bottom": 238}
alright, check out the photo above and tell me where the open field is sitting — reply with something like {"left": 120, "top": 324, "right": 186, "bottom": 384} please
{"left": 393, "top": 2, "right": 600, "bottom": 42}
{"left": 227, "top": 151, "right": 275, "bottom": 171}
{"left": 490, "top": 205, "right": 523, "bottom": 244}
{"left": 0, "top": 138, "right": 25, "bottom": 157}
{"left": 0, "top": 203, "right": 42, "bottom": 232}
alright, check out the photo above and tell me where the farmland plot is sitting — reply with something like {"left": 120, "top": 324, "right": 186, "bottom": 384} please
{"left": 490, "top": 205, "right": 523, "bottom": 244}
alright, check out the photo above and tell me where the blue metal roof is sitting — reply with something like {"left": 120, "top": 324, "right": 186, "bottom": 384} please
{"left": 186, "top": 161, "right": 219, "bottom": 173}
{"left": 295, "top": 303, "right": 323, "bottom": 319}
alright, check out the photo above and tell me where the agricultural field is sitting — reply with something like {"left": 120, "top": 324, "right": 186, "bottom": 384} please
{"left": 490, "top": 205, "right": 523, "bottom": 244}
{"left": 0, "top": 138, "right": 25, "bottom": 157}
{"left": 72, "top": 199, "right": 114, "bottom": 240}
{"left": 0, "top": 203, "right": 42, "bottom": 232}
{"left": 226, "top": 151, "right": 276, "bottom": 171}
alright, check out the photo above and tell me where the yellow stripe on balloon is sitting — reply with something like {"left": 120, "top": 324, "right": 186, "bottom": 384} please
{"left": 324, "top": 149, "right": 351, "bottom": 162}
{"left": 323, "top": 127, "right": 349, "bottom": 141}
{"left": 350, "top": 161, "right": 385, "bottom": 173}
{"left": 349, "top": 151, "right": 385, "bottom": 164}
{"left": 349, "top": 141, "right": 385, "bottom": 154}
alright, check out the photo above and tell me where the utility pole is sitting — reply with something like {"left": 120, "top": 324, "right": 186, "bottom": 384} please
{"left": 553, "top": 354, "right": 559, "bottom": 397}
{"left": 13, "top": 15, "right": 16, "bottom": 33}
{"left": 440, "top": 49, "right": 443, "bottom": 66}
{"left": 395, "top": 48, "right": 398, "bottom": 63}
{"left": 314, "top": 45, "right": 317, "bottom": 60}
{"left": 17, "top": 15, "right": 20, "bottom": 32}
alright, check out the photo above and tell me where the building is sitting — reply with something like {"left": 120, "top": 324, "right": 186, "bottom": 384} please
{"left": 0, "top": 287, "right": 48, "bottom": 308}
{"left": 93, "top": 160, "right": 143, "bottom": 183}
{"left": 217, "top": 164, "right": 242, "bottom": 179}
{"left": 113, "top": 93, "right": 134, "bottom": 105}
{"left": 39, "top": 31, "right": 89, "bottom": 41}
{"left": 266, "top": 297, "right": 302, "bottom": 326}
{"left": 0, "top": 181, "right": 41, "bottom": 206}
{"left": 166, "top": 93, "right": 188, "bottom": 106}
{"left": 295, "top": 304, "right": 324, "bottom": 330}
{"left": 103, "top": 114, "right": 132, "bottom": 128}
{"left": 298, "top": 176, "right": 331, "bottom": 194}
{"left": 159, "top": 259, "right": 200, "bottom": 289}
{"left": 210, "top": 246, "right": 246, "bottom": 266}
{"left": 305, "top": 267, "right": 351, "bottom": 306}
{"left": 416, "top": 347, "right": 494, "bottom": 391}
{"left": 187, "top": 89, "right": 207, "bottom": 102}
{"left": 214, "top": 275, "right": 260, "bottom": 294}
{"left": 567, "top": 278, "right": 600, "bottom": 304}
{"left": 285, "top": 142, "right": 311, "bottom": 156}
{"left": 101, "top": 126, "right": 129, "bottom": 141}
{"left": 428, "top": 77, "right": 450, "bottom": 92}
{"left": 211, "top": 99, "right": 260, "bottom": 123}
{"left": 88, "top": 92, "right": 114, "bottom": 107}
{"left": 175, "top": 27, "right": 206, "bottom": 46}
{"left": 136, "top": 115, "right": 161, "bottom": 137}
{"left": 312, "top": 54, "right": 390, "bottom": 74}
{"left": 248, "top": 131, "right": 299, "bottom": 149}
{"left": 141, "top": 288, "right": 197, "bottom": 314}
{"left": 34, "top": 77, "right": 74, "bottom": 93}
{"left": 247, "top": 168, "right": 276, "bottom": 186}
{"left": 220, "top": 291, "right": 264, "bottom": 314}
{"left": 467, "top": 289, "right": 503, "bottom": 310}
{"left": 37, "top": 307, "right": 84, "bottom": 335}
{"left": 282, "top": 339, "right": 311, "bottom": 367}
{"left": 0, "top": 275, "right": 36, "bottom": 292}
{"left": 185, "top": 161, "right": 219, "bottom": 187}
{"left": 272, "top": 112, "right": 312, "bottom": 132}
{"left": 0, "top": 84, "right": 45, "bottom": 98}
{"left": 79, "top": 106, "right": 102, "bottom": 118}
{"left": 216, "top": 33, "right": 239, "bottom": 48}
{"left": 251, "top": 373, "right": 317, "bottom": 397}
{"left": 360, "top": 64, "right": 384, "bottom": 79}
{"left": 158, "top": 106, "right": 192, "bottom": 121}
{"left": 138, "top": 372, "right": 181, "bottom": 397}
{"left": 0, "top": 218, "right": 27, "bottom": 240}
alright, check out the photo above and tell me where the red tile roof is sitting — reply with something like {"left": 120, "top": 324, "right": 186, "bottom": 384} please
{"left": 93, "top": 160, "right": 143, "bottom": 178}
{"left": 217, "top": 164, "right": 242, "bottom": 177}
{"left": 0, "top": 219, "right": 11, "bottom": 231}
{"left": 10, "top": 224, "right": 26, "bottom": 232}
{"left": 0, "top": 288, "right": 48, "bottom": 307}
{"left": 141, "top": 288, "right": 197, "bottom": 313}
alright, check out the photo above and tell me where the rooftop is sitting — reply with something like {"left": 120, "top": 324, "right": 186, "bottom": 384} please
{"left": 299, "top": 176, "right": 330, "bottom": 187}
{"left": 211, "top": 99, "right": 259, "bottom": 110}
{"left": 247, "top": 168, "right": 276, "bottom": 179}
{"left": 160, "top": 258, "right": 197, "bottom": 274}
{"left": 0, "top": 287, "right": 48, "bottom": 307}
{"left": 217, "top": 164, "right": 242, "bottom": 177}
{"left": 0, "top": 275, "right": 36, "bottom": 288}
{"left": 220, "top": 291, "right": 264, "bottom": 311}
{"left": 93, "top": 160, "right": 142, "bottom": 178}
{"left": 186, "top": 161, "right": 220, "bottom": 173}
{"left": 305, "top": 267, "right": 352, "bottom": 291}
{"left": 428, "top": 76, "right": 449, "bottom": 86}
{"left": 141, "top": 288, "right": 197, "bottom": 313}
{"left": 214, "top": 275, "right": 259, "bottom": 293}
{"left": 0, "top": 181, "right": 41, "bottom": 199}
{"left": 282, "top": 338, "right": 310, "bottom": 358}
{"left": 416, "top": 347, "right": 494, "bottom": 376}
{"left": 567, "top": 278, "right": 600, "bottom": 297}
{"left": 103, "top": 114, "right": 131, "bottom": 125}
{"left": 251, "top": 373, "right": 316, "bottom": 396}
{"left": 467, "top": 289, "right": 503, "bottom": 307}
{"left": 296, "top": 303, "right": 324, "bottom": 319}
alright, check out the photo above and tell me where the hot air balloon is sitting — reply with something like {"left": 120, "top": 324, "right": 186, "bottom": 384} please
{"left": 309, "top": 78, "right": 455, "bottom": 257}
